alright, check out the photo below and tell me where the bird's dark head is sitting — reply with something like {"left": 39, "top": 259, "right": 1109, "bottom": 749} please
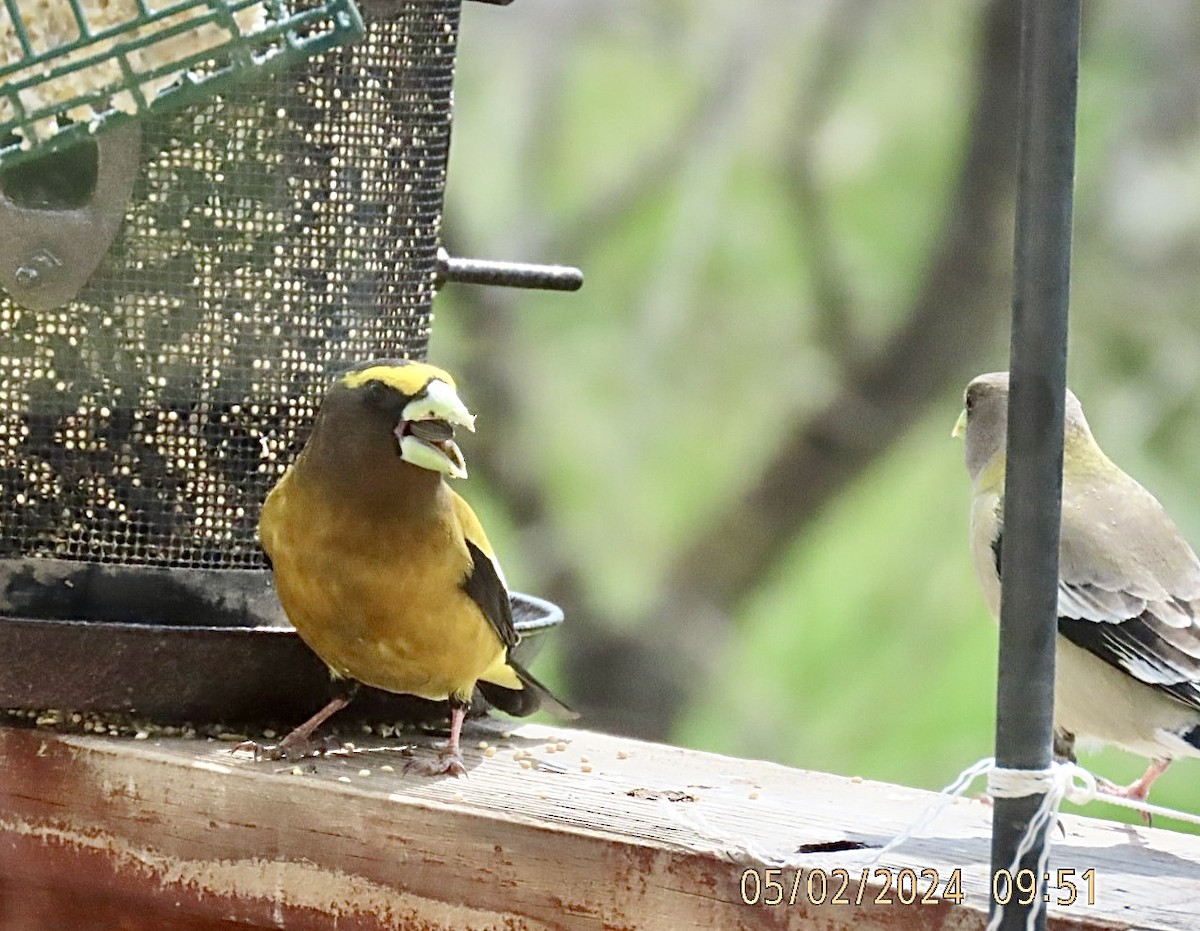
{"left": 321, "top": 359, "right": 476, "bottom": 479}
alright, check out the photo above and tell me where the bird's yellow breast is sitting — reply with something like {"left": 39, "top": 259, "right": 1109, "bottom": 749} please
{"left": 260, "top": 471, "right": 507, "bottom": 702}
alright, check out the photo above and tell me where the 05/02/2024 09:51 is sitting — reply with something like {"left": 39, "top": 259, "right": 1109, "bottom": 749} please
{"left": 738, "top": 866, "right": 1098, "bottom": 908}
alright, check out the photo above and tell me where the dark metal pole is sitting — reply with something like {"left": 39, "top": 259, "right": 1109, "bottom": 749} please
{"left": 992, "top": 1, "right": 1080, "bottom": 928}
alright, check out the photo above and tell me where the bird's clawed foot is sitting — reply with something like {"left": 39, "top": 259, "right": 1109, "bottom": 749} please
{"left": 1096, "top": 758, "right": 1171, "bottom": 826}
{"left": 404, "top": 748, "right": 467, "bottom": 778}
{"left": 403, "top": 701, "right": 468, "bottom": 777}
{"left": 231, "top": 733, "right": 342, "bottom": 762}
{"left": 1096, "top": 777, "right": 1153, "bottom": 827}
{"left": 229, "top": 694, "right": 356, "bottom": 762}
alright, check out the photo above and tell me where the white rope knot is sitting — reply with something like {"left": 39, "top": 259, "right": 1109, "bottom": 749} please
{"left": 987, "top": 764, "right": 1055, "bottom": 798}
{"left": 987, "top": 761, "right": 1097, "bottom": 806}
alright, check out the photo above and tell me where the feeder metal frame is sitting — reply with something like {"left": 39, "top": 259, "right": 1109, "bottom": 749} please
{"left": 0, "top": 0, "right": 364, "bottom": 168}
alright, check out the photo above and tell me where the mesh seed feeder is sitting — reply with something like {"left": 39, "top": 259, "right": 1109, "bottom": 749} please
{"left": 0, "top": 0, "right": 581, "bottom": 725}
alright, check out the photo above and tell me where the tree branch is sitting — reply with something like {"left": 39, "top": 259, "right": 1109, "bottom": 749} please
{"left": 446, "top": 0, "right": 1021, "bottom": 740}
{"left": 781, "top": 0, "right": 885, "bottom": 363}
{"left": 564, "top": 0, "right": 1022, "bottom": 737}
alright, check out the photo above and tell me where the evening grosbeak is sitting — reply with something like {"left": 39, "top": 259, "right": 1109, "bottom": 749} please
{"left": 258, "top": 359, "right": 574, "bottom": 774}
{"left": 956, "top": 371, "right": 1200, "bottom": 806}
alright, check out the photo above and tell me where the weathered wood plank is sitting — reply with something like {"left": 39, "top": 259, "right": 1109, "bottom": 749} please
{"left": 0, "top": 720, "right": 1196, "bottom": 930}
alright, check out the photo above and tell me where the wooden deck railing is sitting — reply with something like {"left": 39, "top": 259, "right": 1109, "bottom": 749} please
{"left": 1, "top": 721, "right": 1197, "bottom": 929}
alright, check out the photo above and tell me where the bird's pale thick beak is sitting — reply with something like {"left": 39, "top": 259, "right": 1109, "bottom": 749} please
{"left": 396, "top": 379, "right": 476, "bottom": 479}
{"left": 951, "top": 409, "right": 967, "bottom": 439}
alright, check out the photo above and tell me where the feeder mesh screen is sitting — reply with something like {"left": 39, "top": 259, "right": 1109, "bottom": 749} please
{"left": 0, "top": 0, "right": 458, "bottom": 568}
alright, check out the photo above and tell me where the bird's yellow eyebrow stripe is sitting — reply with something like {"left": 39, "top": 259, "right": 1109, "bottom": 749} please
{"left": 341, "top": 362, "right": 456, "bottom": 395}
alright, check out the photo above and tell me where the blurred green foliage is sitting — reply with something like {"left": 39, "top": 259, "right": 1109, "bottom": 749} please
{"left": 434, "top": 0, "right": 1200, "bottom": 831}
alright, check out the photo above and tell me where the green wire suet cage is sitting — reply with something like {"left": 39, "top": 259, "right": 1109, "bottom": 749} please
{"left": 0, "top": 0, "right": 364, "bottom": 168}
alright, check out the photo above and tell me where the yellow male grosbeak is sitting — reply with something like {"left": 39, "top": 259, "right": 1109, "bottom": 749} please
{"left": 258, "top": 359, "right": 573, "bottom": 773}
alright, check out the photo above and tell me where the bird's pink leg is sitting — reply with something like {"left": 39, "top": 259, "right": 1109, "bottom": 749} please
{"left": 405, "top": 702, "right": 468, "bottom": 777}
{"left": 1098, "top": 758, "right": 1171, "bottom": 825}
{"left": 232, "top": 694, "right": 353, "bottom": 761}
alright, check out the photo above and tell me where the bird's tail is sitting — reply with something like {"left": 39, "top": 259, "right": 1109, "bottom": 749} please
{"left": 478, "top": 659, "right": 578, "bottom": 720}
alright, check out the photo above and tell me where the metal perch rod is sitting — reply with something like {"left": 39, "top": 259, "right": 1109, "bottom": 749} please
{"left": 435, "top": 248, "right": 584, "bottom": 292}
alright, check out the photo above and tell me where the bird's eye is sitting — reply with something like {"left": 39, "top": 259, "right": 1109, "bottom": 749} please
{"left": 965, "top": 392, "right": 976, "bottom": 412}
{"left": 364, "top": 380, "right": 391, "bottom": 406}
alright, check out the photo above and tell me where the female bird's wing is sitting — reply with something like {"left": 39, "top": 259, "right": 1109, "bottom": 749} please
{"left": 1052, "top": 470, "right": 1200, "bottom": 712}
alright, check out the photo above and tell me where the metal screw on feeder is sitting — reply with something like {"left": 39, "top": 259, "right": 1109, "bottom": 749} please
{"left": 990, "top": 1, "right": 1081, "bottom": 929}
{"left": 435, "top": 247, "right": 584, "bottom": 292}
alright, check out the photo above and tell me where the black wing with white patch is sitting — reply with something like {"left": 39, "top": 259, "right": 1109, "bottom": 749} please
{"left": 992, "top": 529, "right": 1200, "bottom": 712}
{"left": 461, "top": 538, "right": 518, "bottom": 650}
{"left": 1057, "top": 592, "right": 1200, "bottom": 712}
